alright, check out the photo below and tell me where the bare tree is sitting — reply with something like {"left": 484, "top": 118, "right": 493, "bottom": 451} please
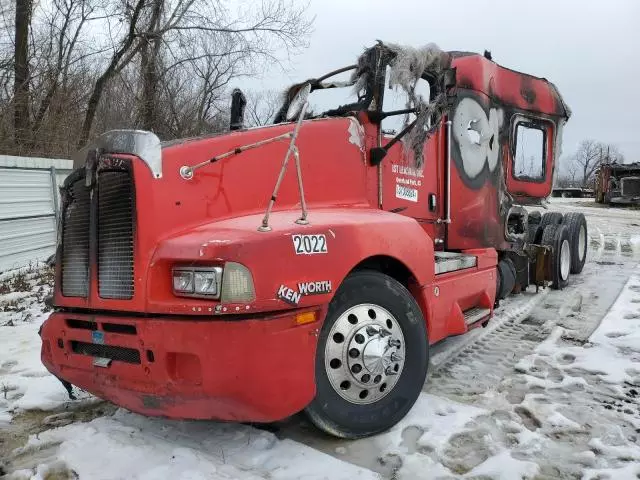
{"left": 78, "top": 0, "right": 147, "bottom": 147}
{"left": 80, "top": 0, "right": 311, "bottom": 145}
{"left": 30, "top": 0, "right": 98, "bottom": 136}
{"left": 570, "top": 140, "right": 625, "bottom": 188}
{"left": 245, "top": 89, "right": 280, "bottom": 126}
{"left": 0, "top": 0, "right": 312, "bottom": 155}
{"left": 13, "top": 0, "right": 31, "bottom": 145}
{"left": 138, "top": 0, "right": 163, "bottom": 131}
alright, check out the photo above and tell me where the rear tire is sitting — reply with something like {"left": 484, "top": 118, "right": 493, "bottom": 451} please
{"left": 496, "top": 259, "right": 516, "bottom": 300}
{"left": 528, "top": 210, "right": 542, "bottom": 225}
{"left": 305, "top": 270, "right": 428, "bottom": 439}
{"left": 541, "top": 224, "right": 571, "bottom": 290}
{"left": 539, "top": 212, "right": 563, "bottom": 230}
{"left": 527, "top": 223, "right": 543, "bottom": 244}
{"left": 563, "top": 212, "right": 588, "bottom": 274}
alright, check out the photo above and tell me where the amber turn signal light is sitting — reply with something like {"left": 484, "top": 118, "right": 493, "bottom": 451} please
{"left": 295, "top": 311, "right": 316, "bottom": 325}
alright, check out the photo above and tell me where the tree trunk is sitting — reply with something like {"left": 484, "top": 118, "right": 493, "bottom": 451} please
{"left": 140, "top": 0, "right": 163, "bottom": 132}
{"left": 77, "top": 0, "right": 146, "bottom": 148}
{"left": 14, "top": 0, "right": 31, "bottom": 147}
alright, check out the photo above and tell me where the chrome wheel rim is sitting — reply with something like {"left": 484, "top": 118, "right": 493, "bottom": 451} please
{"left": 560, "top": 239, "right": 571, "bottom": 281}
{"left": 578, "top": 225, "right": 586, "bottom": 262}
{"left": 324, "top": 303, "right": 405, "bottom": 405}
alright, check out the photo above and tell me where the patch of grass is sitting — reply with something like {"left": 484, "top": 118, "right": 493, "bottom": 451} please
{"left": 1, "top": 299, "right": 21, "bottom": 312}
{"left": 0, "top": 277, "right": 10, "bottom": 295}
{"left": 11, "top": 272, "right": 30, "bottom": 292}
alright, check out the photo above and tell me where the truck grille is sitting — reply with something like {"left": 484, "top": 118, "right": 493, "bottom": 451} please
{"left": 60, "top": 160, "right": 135, "bottom": 299}
{"left": 621, "top": 177, "right": 640, "bottom": 197}
{"left": 70, "top": 340, "right": 141, "bottom": 364}
{"left": 97, "top": 171, "right": 135, "bottom": 299}
{"left": 61, "top": 179, "right": 91, "bottom": 297}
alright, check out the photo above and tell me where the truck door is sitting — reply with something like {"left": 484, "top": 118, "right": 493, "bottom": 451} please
{"left": 378, "top": 69, "right": 446, "bottom": 245}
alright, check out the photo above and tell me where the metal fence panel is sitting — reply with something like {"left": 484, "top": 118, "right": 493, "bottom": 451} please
{"left": 0, "top": 157, "right": 73, "bottom": 273}
{"left": 0, "top": 168, "right": 55, "bottom": 220}
{"left": 0, "top": 216, "right": 57, "bottom": 272}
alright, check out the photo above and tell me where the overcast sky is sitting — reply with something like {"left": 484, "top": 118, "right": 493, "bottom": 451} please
{"left": 246, "top": 0, "right": 640, "bottom": 163}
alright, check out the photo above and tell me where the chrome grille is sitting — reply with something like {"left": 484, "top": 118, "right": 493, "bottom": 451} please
{"left": 71, "top": 341, "right": 141, "bottom": 364}
{"left": 61, "top": 179, "right": 91, "bottom": 297}
{"left": 621, "top": 177, "right": 640, "bottom": 197}
{"left": 98, "top": 170, "right": 135, "bottom": 299}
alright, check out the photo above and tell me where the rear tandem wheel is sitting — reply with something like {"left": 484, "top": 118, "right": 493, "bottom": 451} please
{"left": 540, "top": 223, "right": 571, "bottom": 289}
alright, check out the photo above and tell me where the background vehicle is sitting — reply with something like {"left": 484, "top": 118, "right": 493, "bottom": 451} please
{"left": 40, "top": 42, "right": 586, "bottom": 438}
{"left": 595, "top": 162, "right": 640, "bottom": 205}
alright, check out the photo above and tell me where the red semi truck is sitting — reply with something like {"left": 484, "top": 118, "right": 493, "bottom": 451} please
{"left": 40, "top": 43, "right": 587, "bottom": 438}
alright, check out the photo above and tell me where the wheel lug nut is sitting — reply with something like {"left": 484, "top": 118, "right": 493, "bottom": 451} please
{"left": 385, "top": 366, "right": 398, "bottom": 376}
{"left": 390, "top": 352, "right": 402, "bottom": 362}
{"left": 366, "top": 326, "right": 379, "bottom": 336}
{"left": 379, "top": 329, "right": 392, "bottom": 337}
{"left": 388, "top": 338, "right": 401, "bottom": 348}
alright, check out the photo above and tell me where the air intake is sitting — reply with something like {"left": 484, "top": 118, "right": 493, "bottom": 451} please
{"left": 61, "top": 179, "right": 91, "bottom": 297}
{"left": 97, "top": 170, "right": 135, "bottom": 299}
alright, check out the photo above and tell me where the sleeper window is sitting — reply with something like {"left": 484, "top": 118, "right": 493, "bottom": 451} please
{"left": 514, "top": 124, "right": 545, "bottom": 180}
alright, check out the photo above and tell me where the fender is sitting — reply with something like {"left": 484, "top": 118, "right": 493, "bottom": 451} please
{"left": 146, "top": 208, "right": 435, "bottom": 320}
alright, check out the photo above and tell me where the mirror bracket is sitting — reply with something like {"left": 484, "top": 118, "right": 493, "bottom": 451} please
{"left": 368, "top": 116, "right": 419, "bottom": 166}
{"left": 370, "top": 147, "right": 387, "bottom": 166}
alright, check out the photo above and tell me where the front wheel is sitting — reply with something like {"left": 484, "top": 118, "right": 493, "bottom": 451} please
{"left": 305, "top": 270, "right": 428, "bottom": 439}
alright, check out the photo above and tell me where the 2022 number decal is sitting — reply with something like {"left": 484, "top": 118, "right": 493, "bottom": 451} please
{"left": 292, "top": 234, "right": 327, "bottom": 255}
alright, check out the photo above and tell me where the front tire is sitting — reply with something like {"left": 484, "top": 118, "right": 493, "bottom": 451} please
{"left": 305, "top": 270, "right": 428, "bottom": 439}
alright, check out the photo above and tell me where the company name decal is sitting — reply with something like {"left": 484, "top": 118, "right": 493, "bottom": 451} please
{"left": 298, "top": 281, "right": 332, "bottom": 295}
{"left": 277, "top": 285, "right": 302, "bottom": 306}
{"left": 277, "top": 280, "right": 332, "bottom": 305}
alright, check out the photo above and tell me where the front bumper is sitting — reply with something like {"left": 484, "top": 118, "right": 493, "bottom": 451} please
{"left": 610, "top": 196, "right": 640, "bottom": 205}
{"left": 41, "top": 310, "right": 320, "bottom": 422}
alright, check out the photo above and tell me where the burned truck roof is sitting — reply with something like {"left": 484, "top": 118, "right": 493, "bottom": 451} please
{"left": 449, "top": 51, "right": 571, "bottom": 119}
{"left": 599, "top": 162, "right": 640, "bottom": 174}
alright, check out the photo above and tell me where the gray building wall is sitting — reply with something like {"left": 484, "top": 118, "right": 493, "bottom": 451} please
{"left": 0, "top": 155, "right": 73, "bottom": 272}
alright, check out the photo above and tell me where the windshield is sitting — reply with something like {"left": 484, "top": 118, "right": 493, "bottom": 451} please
{"left": 276, "top": 65, "right": 369, "bottom": 122}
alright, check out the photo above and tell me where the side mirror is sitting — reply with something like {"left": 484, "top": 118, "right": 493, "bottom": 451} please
{"left": 229, "top": 88, "right": 246, "bottom": 131}
{"left": 286, "top": 83, "right": 311, "bottom": 122}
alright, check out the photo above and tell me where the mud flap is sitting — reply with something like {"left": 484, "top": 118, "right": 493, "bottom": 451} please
{"left": 526, "top": 245, "right": 551, "bottom": 292}
{"left": 55, "top": 376, "right": 77, "bottom": 400}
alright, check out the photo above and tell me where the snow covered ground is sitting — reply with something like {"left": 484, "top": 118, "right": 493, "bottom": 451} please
{"left": 2, "top": 198, "right": 640, "bottom": 480}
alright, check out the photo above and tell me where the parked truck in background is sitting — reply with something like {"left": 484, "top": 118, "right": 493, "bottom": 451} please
{"left": 595, "top": 162, "right": 640, "bottom": 205}
{"left": 40, "top": 42, "right": 588, "bottom": 439}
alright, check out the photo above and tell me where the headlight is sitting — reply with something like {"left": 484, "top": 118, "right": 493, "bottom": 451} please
{"left": 172, "top": 267, "right": 222, "bottom": 297}
{"left": 173, "top": 270, "right": 194, "bottom": 293}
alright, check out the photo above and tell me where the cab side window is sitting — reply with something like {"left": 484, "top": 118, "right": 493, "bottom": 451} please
{"left": 513, "top": 122, "right": 546, "bottom": 181}
{"left": 381, "top": 66, "right": 430, "bottom": 136}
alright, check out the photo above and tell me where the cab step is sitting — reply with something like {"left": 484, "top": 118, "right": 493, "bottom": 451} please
{"left": 463, "top": 306, "right": 491, "bottom": 326}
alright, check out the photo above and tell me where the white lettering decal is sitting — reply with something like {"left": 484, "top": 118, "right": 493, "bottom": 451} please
{"left": 291, "top": 290, "right": 301, "bottom": 304}
{"left": 392, "top": 164, "right": 424, "bottom": 178}
{"left": 395, "top": 184, "right": 418, "bottom": 202}
{"left": 292, "top": 234, "right": 328, "bottom": 255}
{"left": 396, "top": 177, "right": 421, "bottom": 187}
{"left": 277, "top": 285, "right": 301, "bottom": 305}
{"left": 298, "top": 280, "right": 332, "bottom": 296}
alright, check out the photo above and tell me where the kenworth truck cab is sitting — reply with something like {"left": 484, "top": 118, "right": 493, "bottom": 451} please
{"left": 40, "top": 42, "right": 586, "bottom": 438}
